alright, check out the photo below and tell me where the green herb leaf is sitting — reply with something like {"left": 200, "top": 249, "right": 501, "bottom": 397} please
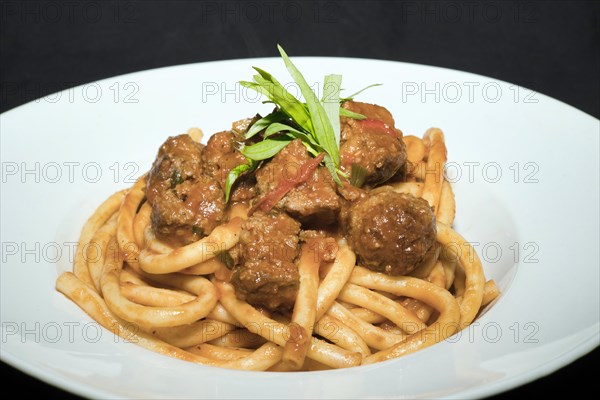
{"left": 263, "top": 122, "right": 307, "bottom": 139}
{"left": 339, "top": 108, "right": 366, "bottom": 120}
{"left": 277, "top": 45, "right": 340, "bottom": 166}
{"left": 241, "top": 136, "right": 293, "bottom": 160}
{"left": 170, "top": 169, "right": 183, "bottom": 188}
{"left": 239, "top": 80, "right": 270, "bottom": 98}
{"left": 270, "top": 124, "right": 323, "bottom": 156}
{"left": 262, "top": 123, "right": 321, "bottom": 152}
{"left": 250, "top": 68, "right": 313, "bottom": 130}
{"left": 245, "top": 111, "right": 286, "bottom": 139}
{"left": 323, "top": 154, "right": 342, "bottom": 186}
{"left": 322, "top": 74, "right": 342, "bottom": 147}
{"left": 340, "top": 83, "right": 383, "bottom": 102}
{"left": 218, "top": 251, "right": 234, "bottom": 269}
{"left": 224, "top": 160, "right": 258, "bottom": 202}
{"left": 349, "top": 163, "right": 368, "bottom": 188}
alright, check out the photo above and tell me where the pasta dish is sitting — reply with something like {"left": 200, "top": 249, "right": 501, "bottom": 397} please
{"left": 56, "top": 46, "right": 499, "bottom": 371}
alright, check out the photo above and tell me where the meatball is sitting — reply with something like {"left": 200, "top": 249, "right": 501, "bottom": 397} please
{"left": 146, "top": 134, "right": 204, "bottom": 204}
{"left": 230, "top": 211, "right": 301, "bottom": 311}
{"left": 146, "top": 134, "right": 225, "bottom": 246}
{"left": 256, "top": 139, "right": 340, "bottom": 225}
{"left": 340, "top": 101, "right": 407, "bottom": 185}
{"left": 149, "top": 177, "right": 225, "bottom": 246}
{"left": 342, "top": 190, "right": 436, "bottom": 276}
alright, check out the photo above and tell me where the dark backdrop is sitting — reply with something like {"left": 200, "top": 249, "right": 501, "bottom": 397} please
{"left": 1, "top": 0, "right": 598, "bottom": 398}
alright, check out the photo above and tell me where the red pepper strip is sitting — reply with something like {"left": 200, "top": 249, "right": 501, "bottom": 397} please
{"left": 250, "top": 152, "right": 326, "bottom": 215}
{"left": 361, "top": 119, "right": 398, "bottom": 138}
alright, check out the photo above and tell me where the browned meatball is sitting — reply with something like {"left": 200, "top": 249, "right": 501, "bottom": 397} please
{"left": 149, "top": 177, "right": 225, "bottom": 246}
{"left": 146, "top": 134, "right": 225, "bottom": 246}
{"left": 340, "top": 101, "right": 407, "bottom": 186}
{"left": 256, "top": 139, "right": 340, "bottom": 225}
{"left": 342, "top": 190, "right": 436, "bottom": 276}
{"left": 230, "top": 211, "right": 301, "bottom": 311}
{"left": 146, "top": 134, "right": 204, "bottom": 204}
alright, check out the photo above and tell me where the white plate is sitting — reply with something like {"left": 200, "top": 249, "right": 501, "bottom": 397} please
{"left": 1, "top": 58, "right": 598, "bottom": 399}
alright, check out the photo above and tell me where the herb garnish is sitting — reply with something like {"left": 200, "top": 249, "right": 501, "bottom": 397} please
{"left": 225, "top": 45, "right": 380, "bottom": 202}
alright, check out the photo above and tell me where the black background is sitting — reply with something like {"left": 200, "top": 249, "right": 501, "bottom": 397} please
{"left": 0, "top": 0, "right": 598, "bottom": 398}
